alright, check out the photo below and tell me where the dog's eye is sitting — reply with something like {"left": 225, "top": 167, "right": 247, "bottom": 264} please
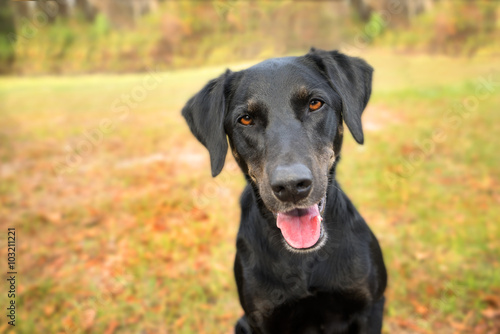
{"left": 238, "top": 115, "right": 254, "bottom": 126}
{"left": 309, "top": 99, "right": 324, "bottom": 112}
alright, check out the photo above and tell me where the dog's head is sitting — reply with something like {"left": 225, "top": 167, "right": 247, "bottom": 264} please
{"left": 182, "top": 48, "right": 372, "bottom": 251}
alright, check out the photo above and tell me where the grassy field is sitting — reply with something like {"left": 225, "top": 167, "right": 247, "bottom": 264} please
{"left": 0, "top": 49, "right": 499, "bottom": 333}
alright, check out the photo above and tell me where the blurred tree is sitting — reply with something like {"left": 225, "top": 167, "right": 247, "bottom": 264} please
{"left": 351, "top": 0, "right": 373, "bottom": 22}
{"left": 430, "top": 0, "right": 498, "bottom": 55}
{"left": 36, "top": 0, "right": 62, "bottom": 24}
{"left": 1, "top": 0, "right": 497, "bottom": 74}
{"left": 13, "top": 1, "right": 30, "bottom": 19}
{"left": 360, "top": 0, "right": 433, "bottom": 26}
{"left": 75, "top": 0, "right": 97, "bottom": 22}
{"left": 88, "top": 0, "right": 158, "bottom": 28}
{"left": 0, "top": 0, "right": 16, "bottom": 74}
{"left": 407, "top": 0, "right": 434, "bottom": 19}
{"left": 57, "top": 0, "right": 70, "bottom": 18}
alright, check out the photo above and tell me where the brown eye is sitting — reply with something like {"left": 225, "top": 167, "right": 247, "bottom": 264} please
{"left": 239, "top": 115, "right": 254, "bottom": 126}
{"left": 309, "top": 99, "right": 324, "bottom": 111}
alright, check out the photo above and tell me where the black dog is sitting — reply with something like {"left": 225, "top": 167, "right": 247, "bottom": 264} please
{"left": 182, "top": 48, "right": 387, "bottom": 334}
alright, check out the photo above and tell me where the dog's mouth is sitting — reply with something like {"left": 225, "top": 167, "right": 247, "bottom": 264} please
{"left": 275, "top": 196, "right": 326, "bottom": 250}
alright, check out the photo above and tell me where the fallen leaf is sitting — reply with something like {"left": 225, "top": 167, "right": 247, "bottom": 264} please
{"left": 414, "top": 251, "right": 430, "bottom": 261}
{"left": 394, "top": 318, "right": 429, "bottom": 334}
{"left": 482, "top": 308, "right": 500, "bottom": 319}
{"left": 43, "top": 305, "right": 55, "bottom": 316}
{"left": 82, "top": 308, "right": 96, "bottom": 330}
{"left": 216, "top": 313, "right": 234, "bottom": 321}
{"left": 450, "top": 320, "right": 468, "bottom": 331}
{"left": 483, "top": 294, "right": 500, "bottom": 308}
{"left": 126, "top": 315, "right": 141, "bottom": 324}
{"left": 411, "top": 300, "right": 429, "bottom": 316}
{"left": 174, "top": 316, "right": 186, "bottom": 328}
{"left": 104, "top": 320, "right": 119, "bottom": 334}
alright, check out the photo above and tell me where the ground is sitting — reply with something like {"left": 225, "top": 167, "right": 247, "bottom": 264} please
{"left": 0, "top": 49, "right": 499, "bottom": 333}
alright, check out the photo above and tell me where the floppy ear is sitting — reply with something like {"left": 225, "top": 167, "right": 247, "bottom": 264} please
{"left": 307, "top": 48, "right": 373, "bottom": 144}
{"left": 182, "top": 70, "right": 231, "bottom": 177}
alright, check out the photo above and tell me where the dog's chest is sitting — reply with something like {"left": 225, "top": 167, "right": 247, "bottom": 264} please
{"left": 249, "top": 288, "right": 371, "bottom": 333}
{"left": 243, "top": 253, "right": 372, "bottom": 313}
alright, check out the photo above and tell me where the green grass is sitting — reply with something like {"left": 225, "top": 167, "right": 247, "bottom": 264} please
{"left": 0, "top": 50, "right": 499, "bottom": 333}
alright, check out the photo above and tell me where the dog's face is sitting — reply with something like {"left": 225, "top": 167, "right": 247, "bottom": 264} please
{"left": 225, "top": 58, "right": 341, "bottom": 250}
{"left": 182, "top": 49, "right": 373, "bottom": 251}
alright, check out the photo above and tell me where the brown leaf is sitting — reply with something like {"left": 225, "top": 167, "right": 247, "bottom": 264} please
{"left": 216, "top": 313, "right": 234, "bottom": 321}
{"left": 414, "top": 251, "right": 430, "bottom": 261}
{"left": 104, "top": 320, "right": 119, "bottom": 334}
{"left": 82, "top": 309, "right": 96, "bottom": 330}
{"left": 394, "top": 318, "right": 429, "bottom": 334}
{"left": 483, "top": 295, "right": 500, "bottom": 308}
{"left": 126, "top": 315, "right": 141, "bottom": 324}
{"left": 473, "top": 320, "right": 489, "bottom": 333}
{"left": 450, "top": 320, "right": 468, "bottom": 331}
{"left": 44, "top": 211, "right": 62, "bottom": 224}
{"left": 43, "top": 305, "right": 55, "bottom": 316}
{"left": 411, "top": 300, "right": 429, "bottom": 316}
{"left": 62, "top": 316, "right": 77, "bottom": 333}
{"left": 174, "top": 316, "right": 186, "bottom": 328}
{"left": 482, "top": 308, "right": 500, "bottom": 319}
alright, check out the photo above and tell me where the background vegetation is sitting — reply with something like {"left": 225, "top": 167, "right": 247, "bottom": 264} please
{"left": 1, "top": 0, "right": 499, "bottom": 74}
{"left": 0, "top": 0, "right": 499, "bottom": 333}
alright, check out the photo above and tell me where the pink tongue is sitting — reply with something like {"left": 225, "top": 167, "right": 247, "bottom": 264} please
{"left": 276, "top": 205, "right": 322, "bottom": 249}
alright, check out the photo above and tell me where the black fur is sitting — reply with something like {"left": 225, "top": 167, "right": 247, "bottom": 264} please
{"left": 182, "top": 48, "right": 387, "bottom": 334}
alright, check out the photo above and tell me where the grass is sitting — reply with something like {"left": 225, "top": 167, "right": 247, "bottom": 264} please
{"left": 0, "top": 49, "right": 499, "bottom": 333}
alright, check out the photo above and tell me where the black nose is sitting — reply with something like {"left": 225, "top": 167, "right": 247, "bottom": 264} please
{"left": 270, "top": 164, "right": 313, "bottom": 203}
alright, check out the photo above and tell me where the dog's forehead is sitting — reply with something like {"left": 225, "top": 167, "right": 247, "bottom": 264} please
{"left": 237, "top": 56, "right": 322, "bottom": 98}
{"left": 248, "top": 56, "right": 298, "bottom": 72}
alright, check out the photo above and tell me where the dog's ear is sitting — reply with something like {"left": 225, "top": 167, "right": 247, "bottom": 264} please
{"left": 182, "top": 70, "right": 231, "bottom": 177}
{"left": 307, "top": 49, "right": 373, "bottom": 144}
